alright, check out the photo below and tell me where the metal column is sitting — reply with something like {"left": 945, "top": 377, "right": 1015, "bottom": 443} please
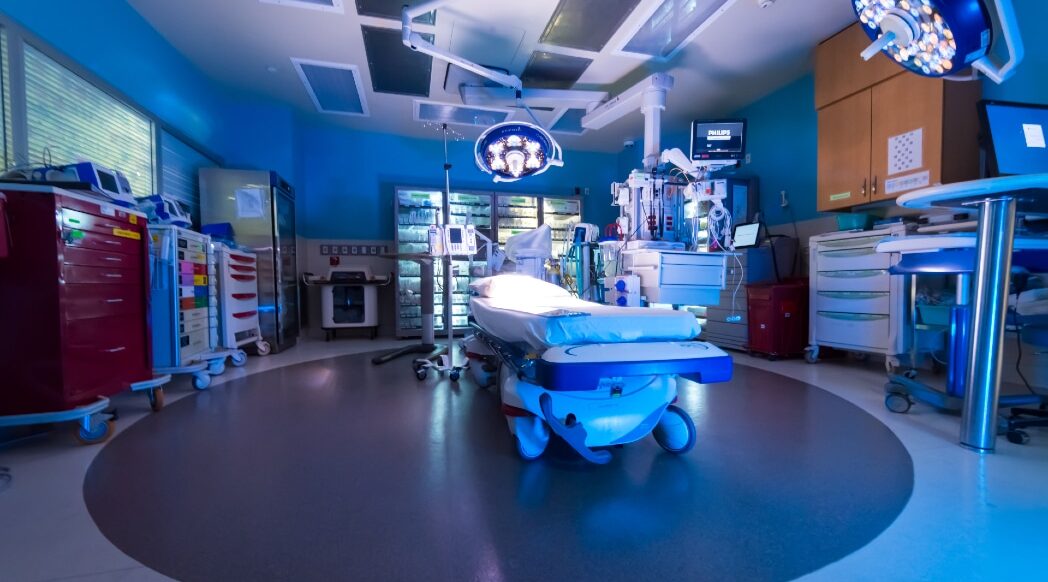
{"left": 960, "top": 197, "right": 1017, "bottom": 452}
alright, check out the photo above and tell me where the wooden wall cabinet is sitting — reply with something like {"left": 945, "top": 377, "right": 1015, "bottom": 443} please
{"left": 815, "top": 24, "right": 982, "bottom": 212}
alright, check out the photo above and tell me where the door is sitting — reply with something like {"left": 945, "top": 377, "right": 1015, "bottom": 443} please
{"left": 871, "top": 74, "right": 944, "bottom": 201}
{"left": 818, "top": 90, "right": 872, "bottom": 211}
{"left": 273, "top": 186, "right": 299, "bottom": 347}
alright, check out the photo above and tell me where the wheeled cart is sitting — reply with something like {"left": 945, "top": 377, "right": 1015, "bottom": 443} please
{"left": 148, "top": 226, "right": 232, "bottom": 389}
{"left": 213, "top": 243, "right": 270, "bottom": 357}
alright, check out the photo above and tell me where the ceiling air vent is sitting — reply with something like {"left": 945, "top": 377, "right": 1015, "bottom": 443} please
{"left": 414, "top": 101, "right": 511, "bottom": 127}
{"left": 260, "top": 0, "right": 345, "bottom": 14}
{"left": 292, "top": 58, "right": 368, "bottom": 116}
{"left": 362, "top": 25, "right": 433, "bottom": 97}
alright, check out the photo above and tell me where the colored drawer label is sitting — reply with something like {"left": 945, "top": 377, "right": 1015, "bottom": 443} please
{"left": 112, "top": 228, "right": 141, "bottom": 240}
{"left": 129, "top": 215, "right": 138, "bottom": 225}
{"left": 194, "top": 275, "right": 208, "bottom": 286}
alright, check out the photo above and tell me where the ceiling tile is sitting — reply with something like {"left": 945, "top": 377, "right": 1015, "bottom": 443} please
{"left": 540, "top": 0, "right": 640, "bottom": 52}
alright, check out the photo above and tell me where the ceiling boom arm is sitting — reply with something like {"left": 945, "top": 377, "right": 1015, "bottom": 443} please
{"left": 402, "top": 1, "right": 523, "bottom": 91}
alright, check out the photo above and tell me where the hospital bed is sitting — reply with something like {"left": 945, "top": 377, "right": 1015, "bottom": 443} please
{"left": 877, "top": 233, "right": 1048, "bottom": 444}
{"left": 467, "top": 275, "right": 733, "bottom": 464}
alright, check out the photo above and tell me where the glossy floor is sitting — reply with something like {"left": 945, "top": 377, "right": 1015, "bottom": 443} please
{"left": 1, "top": 340, "right": 1046, "bottom": 581}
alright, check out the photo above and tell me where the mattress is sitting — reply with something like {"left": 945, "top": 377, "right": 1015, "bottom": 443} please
{"left": 470, "top": 295, "right": 702, "bottom": 351}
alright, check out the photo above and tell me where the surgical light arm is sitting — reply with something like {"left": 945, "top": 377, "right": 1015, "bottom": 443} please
{"left": 973, "top": 0, "right": 1024, "bottom": 84}
{"left": 402, "top": 1, "right": 522, "bottom": 91}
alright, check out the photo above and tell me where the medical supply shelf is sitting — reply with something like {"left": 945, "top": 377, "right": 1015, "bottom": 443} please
{"left": 394, "top": 186, "right": 583, "bottom": 338}
{"left": 807, "top": 223, "right": 910, "bottom": 369}
{"left": 149, "top": 225, "right": 223, "bottom": 389}
{"left": 0, "top": 184, "right": 159, "bottom": 417}
{"left": 213, "top": 243, "right": 268, "bottom": 357}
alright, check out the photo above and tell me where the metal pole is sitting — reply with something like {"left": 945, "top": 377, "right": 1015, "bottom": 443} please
{"left": 960, "top": 197, "right": 1016, "bottom": 452}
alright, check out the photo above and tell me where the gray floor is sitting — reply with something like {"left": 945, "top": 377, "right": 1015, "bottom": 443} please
{"left": 81, "top": 352, "right": 913, "bottom": 582}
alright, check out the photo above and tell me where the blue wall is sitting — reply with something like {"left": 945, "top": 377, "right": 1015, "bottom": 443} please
{"left": 0, "top": 0, "right": 230, "bottom": 151}
{"left": 297, "top": 121, "right": 619, "bottom": 239}
{"left": 730, "top": 76, "right": 818, "bottom": 226}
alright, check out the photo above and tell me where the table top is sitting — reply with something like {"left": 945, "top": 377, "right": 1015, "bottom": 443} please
{"left": 897, "top": 173, "right": 1048, "bottom": 213}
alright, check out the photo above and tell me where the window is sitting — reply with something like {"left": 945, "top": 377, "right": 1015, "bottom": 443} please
{"left": 1, "top": 27, "right": 11, "bottom": 169}
{"left": 24, "top": 44, "right": 154, "bottom": 196}
{"left": 160, "top": 131, "right": 217, "bottom": 226}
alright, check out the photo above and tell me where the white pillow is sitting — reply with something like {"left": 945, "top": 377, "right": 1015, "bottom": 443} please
{"left": 470, "top": 274, "right": 570, "bottom": 299}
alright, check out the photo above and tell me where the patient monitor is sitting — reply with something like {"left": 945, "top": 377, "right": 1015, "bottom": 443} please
{"left": 427, "top": 224, "right": 478, "bottom": 256}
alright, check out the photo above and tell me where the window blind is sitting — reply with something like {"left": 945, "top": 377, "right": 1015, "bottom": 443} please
{"left": 160, "top": 131, "right": 215, "bottom": 227}
{"left": 24, "top": 44, "right": 154, "bottom": 196}
{"left": 1, "top": 28, "right": 11, "bottom": 169}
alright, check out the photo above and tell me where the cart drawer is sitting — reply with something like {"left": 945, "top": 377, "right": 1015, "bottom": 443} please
{"left": 816, "top": 270, "right": 890, "bottom": 292}
{"left": 63, "top": 264, "right": 140, "bottom": 285}
{"left": 63, "top": 227, "right": 141, "bottom": 256}
{"left": 180, "top": 330, "right": 210, "bottom": 360}
{"left": 816, "top": 246, "right": 891, "bottom": 272}
{"left": 225, "top": 274, "right": 259, "bottom": 295}
{"left": 814, "top": 291, "right": 892, "bottom": 315}
{"left": 180, "top": 307, "right": 209, "bottom": 322}
{"left": 814, "top": 312, "right": 891, "bottom": 350}
{"left": 61, "top": 208, "right": 138, "bottom": 236}
{"left": 180, "top": 318, "right": 209, "bottom": 334}
{"left": 64, "top": 284, "right": 144, "bottom": 320}
{"left": 63, "top": 246, "right": 138, "bottom": 270}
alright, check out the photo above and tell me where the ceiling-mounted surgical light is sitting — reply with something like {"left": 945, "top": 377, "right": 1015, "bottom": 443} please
{"left": 475, "top": 122, "right": 563, "bottom": 183}
{"left": 853, "top": 0, "right": 1023, "bottom": 83}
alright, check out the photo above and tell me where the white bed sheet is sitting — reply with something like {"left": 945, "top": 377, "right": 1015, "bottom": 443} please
{"left": 471, "top": 296, "right": 702, "bottom": 351}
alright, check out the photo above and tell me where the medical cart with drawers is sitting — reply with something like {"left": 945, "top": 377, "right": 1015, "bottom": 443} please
{"left": 807, "top": 223, "right": 910, "bottom": 370}
{"left": 213, "top": 242, "right": 269, "bottom": 357}
{"left": 148, "top": 225, "right": 222, "bottom": 391}
{"left": 0, "top": 184, "right": 169, "bottom": 440}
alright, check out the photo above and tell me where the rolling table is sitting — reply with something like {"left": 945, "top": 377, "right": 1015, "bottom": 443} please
{"left": 897, "top": 173, "right": 1048, "bottom": 452}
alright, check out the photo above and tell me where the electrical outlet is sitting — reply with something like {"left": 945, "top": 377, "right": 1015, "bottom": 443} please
{"left": 780, "top": 190, "right": 789, "bottom": 208}
{"left": 745, "top": 153, "right": 752, "bottom": 165}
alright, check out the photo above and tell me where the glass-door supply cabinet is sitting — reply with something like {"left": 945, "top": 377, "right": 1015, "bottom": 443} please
{"left": 395, "top": 186, "right": 581, "bottom": 338}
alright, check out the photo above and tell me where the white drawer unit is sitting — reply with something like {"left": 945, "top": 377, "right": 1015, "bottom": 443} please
{"left": 808, "top": 224, "right": 910, "bottom": 368}
{"left": 214, "top": 243, "right": 268, "bottom": 353}
{"left": 621, "top": 250, "right": 728, "bottom": 306}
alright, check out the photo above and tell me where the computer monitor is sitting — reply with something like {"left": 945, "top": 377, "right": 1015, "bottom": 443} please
{"left": 732, "top": 222, "right": 762, "bottom": 249}
{"left": 979, "top": 100, "right": 1048, "bottom": 177}
{"left": 690, "top": 119, "right": 746, "bottom": 163}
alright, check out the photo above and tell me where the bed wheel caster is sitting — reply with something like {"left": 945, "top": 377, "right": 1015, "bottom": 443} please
{"left": 1007, "top": 430, "right": 1030, "bottom": 445}
{"left": 653, "top": 405, "right": 697, "bottom": 454}
{"left": 415, "top": 368, "right": 428, "bottom": 381}
{"left": 885, "top": 391, "right": 912, "bottom": 414}
{"left": 449, "top": 370, "right": 460, "bottom": 382}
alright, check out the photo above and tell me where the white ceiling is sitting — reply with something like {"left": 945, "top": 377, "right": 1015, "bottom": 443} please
{"left": 129, "top": 0, "right": 857, "bottom": 153}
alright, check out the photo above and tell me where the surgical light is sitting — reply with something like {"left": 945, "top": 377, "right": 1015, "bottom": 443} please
{"left": 853, "top": 0, "right": 1023, "bottom": 83}
{"left": 475, "top": 122, "right": 564, "bottom": 183}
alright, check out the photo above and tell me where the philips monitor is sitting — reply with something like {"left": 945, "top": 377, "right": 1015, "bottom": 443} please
{"left": 690, "top": 119, "right": 746, "bottom": 163}
{"left": 732, "top": 222, "right": 762, "bottom": 249}
{"left": 979, "top": 100, "right": 1048, "bottom": 177}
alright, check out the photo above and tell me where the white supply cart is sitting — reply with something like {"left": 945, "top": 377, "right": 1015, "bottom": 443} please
{"left": 806, "top": 223, "right": 910, "bottom": 371}
{"left": 214, "top": 243, "right": 270, "bottom": 358}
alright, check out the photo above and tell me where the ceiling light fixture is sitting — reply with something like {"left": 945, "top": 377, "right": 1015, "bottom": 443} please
{"left": 853, "top": 0, "right": 1023, "bottom": 83}
{"left": 475, "top": 122, "right": 563, "bottom": 183}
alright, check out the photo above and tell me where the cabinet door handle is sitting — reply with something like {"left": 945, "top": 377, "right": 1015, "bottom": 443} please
{"left": 861, "top": 178, "right": 867, "bottom": 198}
{"left": 872, "top": 176, "right": 878, "bottom": 196}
